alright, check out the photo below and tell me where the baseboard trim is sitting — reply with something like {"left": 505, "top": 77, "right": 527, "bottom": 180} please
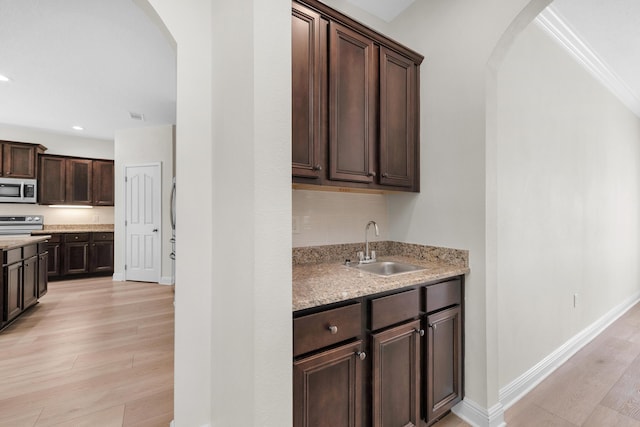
{"left": 159, "top": 276, "right": 175, "bottom": 285}
{"left": 452, "top": 398, "right": 505, "bottom": 427}
{"left": 112, "top": 273, "right": 125, "bottom": 281}
{"left": 499, "top": 291, "right": 640, "bottom": 410}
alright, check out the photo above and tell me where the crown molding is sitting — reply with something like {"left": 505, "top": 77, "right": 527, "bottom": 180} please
{"left": 535, "top": 6, "right": 640, "bottom": 118}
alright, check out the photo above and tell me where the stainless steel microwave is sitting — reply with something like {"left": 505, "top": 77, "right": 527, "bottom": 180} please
{"left": 0, "top": 177, "right": 37, "bottom": 203}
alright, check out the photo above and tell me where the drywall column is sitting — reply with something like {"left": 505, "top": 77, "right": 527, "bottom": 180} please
{"left": 145, "top": 0, "right": 292, "bottom": 426}
{"left": 141, "top": 0, "right": 213, "bottom": 425}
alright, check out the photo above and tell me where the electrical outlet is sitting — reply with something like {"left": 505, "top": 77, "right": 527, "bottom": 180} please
{"left": 93, "top": 215, "right": 99, "bottom": 223}
{"left": 292, "top": 216, "right": 300, "bottom": 234}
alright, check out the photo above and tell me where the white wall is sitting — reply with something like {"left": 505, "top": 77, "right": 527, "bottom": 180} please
{"left": 144, "top": 1, "right": 292, "bottom": 426}
{"left": 292, "top": 189, "right": 388, "bottom": 247}
{"left": 383, "top": 0, "right": 549, "bottom": 415}
{"left": 0, "top": 123, "right": 115, "bottom": 225}
{"left": 0, "top": 122, "right": 114, "bottom": 159}
{"left": 114, "top": 124, "right": 175, "bottom": 283}
{"left": 496, "top": 22, "right": 640, "bottom": 389}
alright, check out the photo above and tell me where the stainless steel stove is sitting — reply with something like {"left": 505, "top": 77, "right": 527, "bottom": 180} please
{"left": 0, "top": 215, "right": 44, "bottom": 235}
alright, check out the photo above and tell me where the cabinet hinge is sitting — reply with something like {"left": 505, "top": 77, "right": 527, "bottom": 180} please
{"left": 125, "top": 176, "right": 128, "bottom": 182}
{"left": 125, "top": 265, "right": 127, "bottom": 270}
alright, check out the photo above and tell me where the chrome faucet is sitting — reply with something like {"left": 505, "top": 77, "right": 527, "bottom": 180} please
{"left": 363, "top": 220, "right": 379, "bottom": 263}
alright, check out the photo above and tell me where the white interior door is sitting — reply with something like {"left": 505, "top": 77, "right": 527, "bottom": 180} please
{"left": 125, "top": 163, "right": 161, "bottom": 282}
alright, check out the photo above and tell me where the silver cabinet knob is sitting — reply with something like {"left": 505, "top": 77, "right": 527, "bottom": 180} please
{"left": 356, "top": 351, "right": 366, "bottom": 361}
{"left": 382, "top": 172, "right": 389, "bottom": 178}
{"left": 328, "top": 325, "right": 338, "bottom": 334}
{"left": 415, "top": 328, "right": 425, "bottom": 337}
{"left": 367, "top": 171, "right": 376, "bottom": 177}
{"left": 313, "top": 164, "right": 323, "bottom": 171}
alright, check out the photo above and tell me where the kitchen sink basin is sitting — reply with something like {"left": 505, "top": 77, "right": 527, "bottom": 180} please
{"left": 350, "top": 261, "right": 426, "bottom": 277}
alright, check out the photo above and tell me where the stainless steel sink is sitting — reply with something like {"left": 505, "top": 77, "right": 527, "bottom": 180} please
{"left": 350, "top": 261, "right": 426, "bottom": 277}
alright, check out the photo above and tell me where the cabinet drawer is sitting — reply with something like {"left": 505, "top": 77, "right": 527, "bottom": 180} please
{"left": 64, "top": 233, "right": 90, "bottom": 243}
{"left": 92, "top": 232, "right": 114, "bottom": 241}
{"left": 294, "top": 302, "right": 362, "bottom": 357}
{"left": 23, "top": 244, "right": 37, "bottom": 259}
{"left": 370, "top": 288, "right": 419, "bottom": 331}
{"left": 4, "top": 248, "right": 22, "bottom": 265}
{"left": 47, "top": 233, "right": 62, "bottom": 243}
{"left": 425, "top": 279, "right": 461, "bottom": 313}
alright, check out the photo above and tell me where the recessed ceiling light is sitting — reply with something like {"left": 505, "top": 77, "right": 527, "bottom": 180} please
{"left": 0, "top": 74, "right": 10, "bottom": 82}
{"left": 72, "top": 125, "right": 84, "bottom": 131}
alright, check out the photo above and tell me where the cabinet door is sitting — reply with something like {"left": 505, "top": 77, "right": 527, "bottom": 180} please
{"left": 425, "top": 306, "right": 462, "bottom": 424}
{"left": 5, "top": 262, "right": 23, "bottom": 321}
{"left": 38, "top": 252, "right": 48, "bottom": 297}
{"left": 93, "top": 160, "right": 114, "bottom": 206}
{"left": 23, "top": 256, "right": 38, "bottom": 309}
{"left": 371, "top": 319, "right": 421, "bottom": 427}
{"left": 63, "top": 241, "right": 90, "bottom": 275}
{"left": 379, "top": 47, "right": 416, "bottom": 188}
{"left": 292, "top": 3, "right": 325, "bottom": 179}
{"left": 293, "top": 340, "right": 364, "bottom": 427}
{"left": 46, "top": 242, "right": 62, "bottom": 278}
{"left": 66, "top": 158, "right": 93, "bottom": 205}
{"left": 329, "top": 21, "right": 377, "bottom": 183}
{"left": 39, "top": 156, "right": 66, "bottom": 204}
{"left": 2, "top": 143, "right": 36, "bottom": 178}
{"left": 90, "top": 237, "right": 114, "bottom": 273}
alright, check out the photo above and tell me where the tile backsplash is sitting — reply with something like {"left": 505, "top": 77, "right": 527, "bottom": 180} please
{"left": 292, "top": 189, "right": 388, "bottom": 247}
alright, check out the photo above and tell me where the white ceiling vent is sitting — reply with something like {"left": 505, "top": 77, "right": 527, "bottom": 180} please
{"left": 129, "top": 112, "right": 145, "bottom": 121}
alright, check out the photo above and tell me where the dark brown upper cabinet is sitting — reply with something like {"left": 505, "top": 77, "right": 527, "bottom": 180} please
{"left": 92, "top": 160, "right": 114, "bottom": 206}
{"left": 329, "top": 21, "right": 377, "bottom": 184}
{"left": 39, "top": 155, "right": 113, "bottom": 206}
{"left": 292, "top": 2, "right": 325, "bottom": 179}
{"left": 291, "top": 0, "right": 423, "bottom": 192}
{"left": 66, "top": 158, "right": 93, "bottom": 205}
{"left": 379, "top": 47, "right": 416, "bottom": 188}
{"left": 39, "top": 156, "right": 66, "bottom": 204}
{"left": 0, "top": 141, "right": 46, "bottom": 179}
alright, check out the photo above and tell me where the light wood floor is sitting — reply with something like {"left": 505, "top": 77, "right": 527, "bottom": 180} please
{"left": 0, "top": 277, "right": 174, "bottom": 427}
{"left": 434, "top": 301, "right": 640, "bottom": 426}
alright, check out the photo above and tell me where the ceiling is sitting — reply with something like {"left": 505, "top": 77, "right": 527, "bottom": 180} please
{"left": 0, "top": 0, "right": 176, "bottom": 141}
{"left": 0, "top": 1, "right": 638, "bottom": 143}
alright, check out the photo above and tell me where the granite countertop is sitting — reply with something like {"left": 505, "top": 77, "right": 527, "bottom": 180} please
{"left": 292, "top": 242, "right": 470, "bottom": 312}
{"left": 0, "top": 235, "right": 52, "bottom": 250}
{"left": 31, "top": 224, "right": 114, "bottom": 234}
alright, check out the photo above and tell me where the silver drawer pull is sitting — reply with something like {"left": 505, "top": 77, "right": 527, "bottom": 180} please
{"left": 328, "top": 325, "right": 338, "bottom": 334}
{"left": 356, "top": 351, "right": 366, "bottom": 361}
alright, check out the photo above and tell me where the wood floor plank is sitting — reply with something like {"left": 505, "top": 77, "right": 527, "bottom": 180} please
{"left": 0, "top": 278, "right": 174, "bottom": 427}
{"left": 583, "top": 404, "right": 640, "bottom": 427}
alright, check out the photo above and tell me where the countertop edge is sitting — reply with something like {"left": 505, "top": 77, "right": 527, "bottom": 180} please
{"left": 0, "top": 235, "right": 52, "bottom": 250}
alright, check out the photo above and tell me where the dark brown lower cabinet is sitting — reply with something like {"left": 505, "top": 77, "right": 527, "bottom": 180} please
{"left": 5, "top": 261, "right": 22, "bottom": 321}
{"left": 64, "top": 236, "right": 90, "bottom": 275}
{"left": 425, "top": 305, "right": 462, "bottom": 424}
{"left": 372, "top": 319, "right": 421, "bottom": 427}
{"left": 293, "top": 277, "right": 464, "bottom": 427}
{"left": 22, "top": 255, "right": 38, "bottom": 309}
{"left": 47, "top": 232, "right": 113, "bottom": 280}
{"left": 1, "top": 242, "right": 48, "bottom": 330}
{"left": 293, "top": 340, "right": 364, "bottom": 427}
{"left": 38, "top": 248, "right": 48, "bottom": 298}
{"left": 90, "top": 233, "right": 114, "bottom": 273}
